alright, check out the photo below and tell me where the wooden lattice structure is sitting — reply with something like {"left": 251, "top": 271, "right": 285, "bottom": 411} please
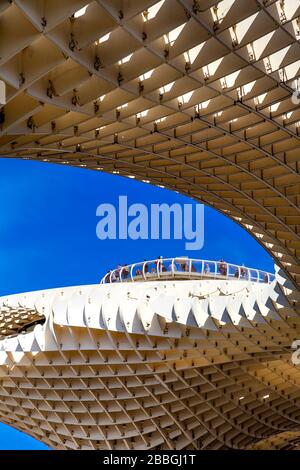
{"left": 0, "top": 268, "right": 299, "bottom": 449}
{"left": 0, "top": 0, "right": 299, "bottom": 285}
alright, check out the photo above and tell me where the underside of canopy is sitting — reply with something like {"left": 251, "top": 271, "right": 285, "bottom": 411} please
{"left": 0, "top": 0, "right": 299, "bottom": 285}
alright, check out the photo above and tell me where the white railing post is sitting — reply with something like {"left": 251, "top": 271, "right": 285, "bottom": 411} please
{"left": 142, "top": 261, "right": 146, "bottom": 280}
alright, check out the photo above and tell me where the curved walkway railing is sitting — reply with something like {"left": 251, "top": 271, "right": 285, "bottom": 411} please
{"left": 100, "top": 257, "right": 275, "bottom": 285}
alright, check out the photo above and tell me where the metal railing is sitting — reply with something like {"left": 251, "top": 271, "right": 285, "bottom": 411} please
{"left": 100, "top": 257, "right": 275, "bottom": 285}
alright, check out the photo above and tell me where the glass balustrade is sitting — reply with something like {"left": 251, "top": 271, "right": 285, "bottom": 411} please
{"left": 100, "top": 257, "right": 275, "bottom": 286}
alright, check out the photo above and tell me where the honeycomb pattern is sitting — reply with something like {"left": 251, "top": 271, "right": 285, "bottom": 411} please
{"left": 0, "top": 0, "right": 299, "bottom": 284}
{"left": 0, "top": 267, "right": 299, "bottom": 450}
{"left": 0, "top": 306, "right": 44, "bottom": 339}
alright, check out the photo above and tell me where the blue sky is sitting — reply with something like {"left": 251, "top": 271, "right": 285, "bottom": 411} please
{"left": 0, "top": 158, "right": 274, "bottom": 449}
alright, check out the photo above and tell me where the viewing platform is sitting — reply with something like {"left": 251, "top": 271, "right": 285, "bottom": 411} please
{"left": 100, "top": 257, "right": 275, "bottom": 285}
